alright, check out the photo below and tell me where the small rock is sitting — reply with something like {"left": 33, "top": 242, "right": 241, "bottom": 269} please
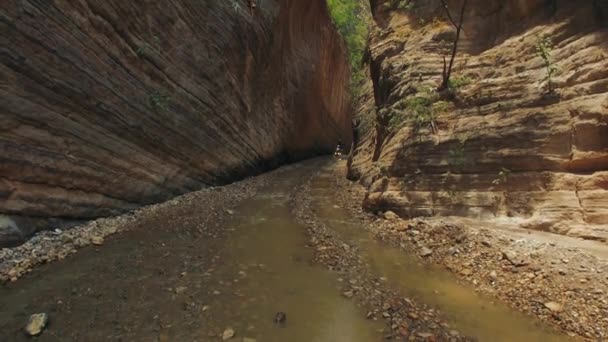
{"left": 544, "top": 302, "right": 563, "bottom": 313}
{"left": 383, "top": 211, "right": 399, "bottom": 220}
{"left": 460, "top": 268, "right": 473, "bottom": 276}
{"left": 174, "top": 286, "right": 187, "bottom": 294}
{"left": 342, "top": 291, "right": 354, "bottom": 299}
{"left": 502, "top": 251, "right": 529, "bottom": 267}
{"left": 417, "top": 332, "right": 434, "bottom": 338}
{"left": 91, "top": 236, "right": 104, "bottom": 246}
{"left": 8, "top": 269, "right": 17, "bottom": 278}
{"left": 420, "top": 247, "right": 433, "bottom": 257}
{"left": 226, "top": 209, "right": 235, "bottom": 215}
{"left": 489, "top": 271, "right": 498, "bottom": 280}
{"left": 25, "top": 313, "right": 48, "bottom": 336}
{"left": 222, "top": 328, "right": 235, "bottom": 340}
{"left": 274, "top": 312, "right": 287, "bottom": 324}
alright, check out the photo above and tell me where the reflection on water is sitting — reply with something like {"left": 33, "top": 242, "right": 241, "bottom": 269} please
{"left": 309, "top": 171, "right": 572, "bottom": 342}
{"left": 208, "top": 167, "right": 383, "bottom": 341}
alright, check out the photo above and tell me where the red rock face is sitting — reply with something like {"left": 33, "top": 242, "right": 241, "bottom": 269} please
{"left": 351, "top": 0, "right": 608, "bottom": 241}
{"left": 0, "top": 0, "right": 351, "bottom": 244}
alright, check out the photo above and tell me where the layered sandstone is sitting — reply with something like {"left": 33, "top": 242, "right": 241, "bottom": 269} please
{"left": 0, "top": 0, "right": 351, "bottom": 246}
{"left": 350, "top": 0, "right": 608, "bottom": 241}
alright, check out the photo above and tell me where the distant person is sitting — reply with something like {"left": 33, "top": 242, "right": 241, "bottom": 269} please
{"left": 334, "top": 140, "right": 343, "bottom": 158}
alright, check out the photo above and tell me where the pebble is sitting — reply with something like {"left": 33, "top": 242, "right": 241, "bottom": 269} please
{"left": 544, "top": 301, "right": 563, "bottom": 312}
{"left": 383, "top": 211, "right": 399, "bottom": 220}
{"left": 420, "top": 247, "right": 433, "bottom": 257}
{"left": 274, "top": 312, "right": 287, "bottom": 324}
{"left": 222, "top": 328, "right": 235, "bottom": 340}
{"left": 91, "top": 236, "right": 104, "bottom": 246}
{"left": 25, "top": 313, "right": 48, "bottom": 336}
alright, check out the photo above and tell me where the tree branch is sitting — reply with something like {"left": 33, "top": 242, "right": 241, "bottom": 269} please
{"left": 439, "top": 0, "right": 458, "bottom": 28}
{"left": 438, "top": 0, "right": 468, "bottom": 91}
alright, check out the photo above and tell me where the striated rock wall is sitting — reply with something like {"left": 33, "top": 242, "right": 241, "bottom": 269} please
{"left": 0, "top": 0, "right": 352, "bottom": 245}
{"left": 350, "top": 0, "right": 608, "bottom": 241}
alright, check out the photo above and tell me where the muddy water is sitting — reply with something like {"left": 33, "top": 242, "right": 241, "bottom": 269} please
{"left": 204, "top": 164, "right": 384, "bottom": 341}
{"left": 0, "top": 162, "right": 382, "bottom": 341}
{"left": 309, "top": 168, "right": 571, "bottom": 342}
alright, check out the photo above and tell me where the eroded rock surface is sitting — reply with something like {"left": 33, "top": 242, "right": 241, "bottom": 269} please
{"left": 1, "top": 0, "right": 351, "bottom": 245}
{"left": 350, "top": 0, "right": 608, "bottom": 241}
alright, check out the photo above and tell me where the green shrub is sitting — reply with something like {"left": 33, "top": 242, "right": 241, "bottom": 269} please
{"left": 148, "top": 90, "right": 170, "bottom": 110}
{"left": 536, "top": 36, "right": 558, "bottom": 92}
{"left": 447, "top": 75, "right": 471, "bottom": 90}
{"left": 388, "top": 88, "right": 448, "bottom": 131}
{"left": 326, "top": 0, "right": 370, "bottom": 95}
{"left": 448, "top": 137, "right": 467, "bottom": 168}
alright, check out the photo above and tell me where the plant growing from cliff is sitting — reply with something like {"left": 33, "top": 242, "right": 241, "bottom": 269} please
{"left": 388, "top": 88, "right": 448, "bottom": 133}
{"left": 492, "top": 167, "right": 511, "bottom": 186}
{"left": 230, "top": 0, "right": 241, "bottom": 12}
{"left": 136, "top": 43, "right": 151, "bottom": 57}
{"left": 148, "top": 90, "right": 170, "bottom": 110}
{"left": 448, "top": 135, "right": 468, "bottom": 169}
{"left": 536, "top": 36, "right": 558, "bottom": 93}
{"left": 447, "top": 75, "right": 471, "bottom": 91}
{"left": 438, "top": 0, "right": 468, "bottom": 92}
{"left": 136, "top": 36, "right": 161, "bottom": 58}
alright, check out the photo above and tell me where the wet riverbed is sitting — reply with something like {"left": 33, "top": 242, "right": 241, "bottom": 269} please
{"left": 308, "top": 166, "right": 571, "bottom": 342}
{"left": 0, "top": 160, "right": 572, "bottom": 341}
{"left": 0, "top": 161, "right": 383, "bottom": 341}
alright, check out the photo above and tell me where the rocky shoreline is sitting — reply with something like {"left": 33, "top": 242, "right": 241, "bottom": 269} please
{"left": 292, "top": 170, "right": 473, "bottom": 341}
{"left": 0, "top": 169, "right": 278, "bottom": 284}
{"left": 331, "top": 162, "right": 608, "bottom": 340}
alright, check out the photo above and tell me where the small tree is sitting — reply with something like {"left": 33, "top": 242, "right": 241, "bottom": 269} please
{"left": 438, "top": 0, "right": 468, "bottom": 92}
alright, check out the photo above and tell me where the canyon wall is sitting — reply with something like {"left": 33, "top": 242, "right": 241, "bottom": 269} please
{"left": 0, "top": 0, "right": 352, "bottom": 246}
{"left": 350, "top": 0, "right": 608, "bottom": 241}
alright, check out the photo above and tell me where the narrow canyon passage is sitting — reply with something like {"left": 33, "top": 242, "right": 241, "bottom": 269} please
{"left": 0, "top": 159, "right": 579, "bottom": 341}
{"left": 2, "top": 0, "right": 607, "bottom": 341}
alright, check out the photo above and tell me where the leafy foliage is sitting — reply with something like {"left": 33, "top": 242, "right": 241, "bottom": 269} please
{"left": 231, "top": 0, "right": 241, "bottom": 12}
{"left": 148, "top": 90, "right": 170, "bottom": 111}
{"left": 388, "top": 87, "right": 448, "bottom": 132}
{"left": 536, "top": 36, "right": 558, "bottom": 92}
{"left": 447, "top": 75, "right": 471, "bottom": 90}
{"left": 448, "top": 135, "right": 468, "bottom": 168}
{"left": 326, "top": 0, "right": 369, "bottom": 95}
